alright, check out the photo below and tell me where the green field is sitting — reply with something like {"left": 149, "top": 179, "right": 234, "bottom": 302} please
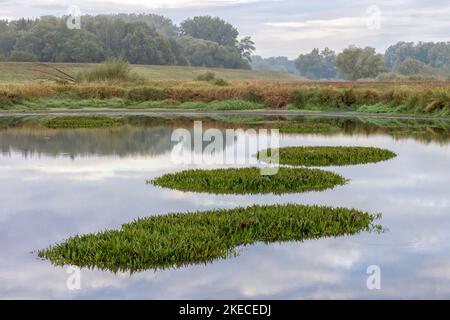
{"left": 0, "top": 62, "right": 303, "bottom": 83}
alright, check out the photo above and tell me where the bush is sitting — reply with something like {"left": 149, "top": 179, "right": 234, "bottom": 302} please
{"left": 244, "top": 90, "right": 265, "bottom": 104}
{"left": 125, "top": 87, "right": 168, "bottom": 102}
{"left": 212, "top": 78, "right": 229, "bottom": 86}
{"left": 195, "top": 72, "right": 216, "bottom": 81}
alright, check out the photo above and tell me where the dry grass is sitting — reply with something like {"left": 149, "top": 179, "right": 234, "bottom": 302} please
{"left": 1, "top": 62, "right": 450, "bottom": 115}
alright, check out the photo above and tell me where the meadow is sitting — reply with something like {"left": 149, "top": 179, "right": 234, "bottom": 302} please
{"left": 0, "top": 61, "right": 302, "bottom": 83}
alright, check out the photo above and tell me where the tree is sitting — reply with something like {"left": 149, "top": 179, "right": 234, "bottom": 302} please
{"left": 295, "top": 48, "right": 337, "bottom": 79}
{"left": 384, "top": 42, "right": 416, "bottom": 70}
{"left": 0, "top": 13, "right": 253, "bottom": 69}
{"left": 9, "top": 18, "right": 35, "bottom": 32}
{"left": 177, "top": 36, "right": 249, "bottom": 69}
{"left": 116, "top": 13, "right": 178, "bottom": 38}
{"left": 336, "top": 46, "right": 386, "bottom": 80}
{"left": 120, "top": 23, "right": 174, "bottom": 65}
{"left": 251, "top": 56, "right": 298, "bottom": 73}
{"left": 384, "top": 41, "right": 450, "bottom": 70}
{"left": 0, "top": 31, "right": 17, "bottom": 54}
{"left": 395, "top": 58, "right": 435, "bottom": 76}
{"left": 180, "top": 16, "right": 239, "bottom": 47}
{"left": 58, "top": 30, "right": 105, "bottom": 63}
{"left": 9, "top": 50, "right": 38, "bottom": 61}
{"left": 0, "top": 20, "right": 8, "bottom": 33}
{"left": 428, "top": 42, "right": 450, "bottom": 68}
{"left": 238, "top": 36, "right": 255, "bottom": 62}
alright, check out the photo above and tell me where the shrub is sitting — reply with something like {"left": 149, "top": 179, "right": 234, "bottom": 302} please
{"left": 76, "top": 58, "right": 141, "bottom": 82}
{"left": 195, "top": 72, "right": 216, "bottom": 81}
{"left": 212, "top": 78, "right": 229, "bottom": 86}
{"left": 126, "top": 87, "right": 168, "bottom": 102}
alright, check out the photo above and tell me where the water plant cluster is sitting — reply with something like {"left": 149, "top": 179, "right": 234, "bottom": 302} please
{"left": 36, "top": 123, "right": 395, "bottom": 272}
{"left": 44, "top": 116, "right": 124, "bottom": 129}
{"left": 38, "top": 204, "right": 380, "bottom": 272}
{"left": 151, "top": 167, "right": 347, "bottom": 195}
{"left": 258, "top": 146, "right": 397, "bottom": 167}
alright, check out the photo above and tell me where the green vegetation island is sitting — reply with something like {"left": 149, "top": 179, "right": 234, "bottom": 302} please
{"left": 151, "top": 167, "right": 347, "bottom": 195}
{"left": 38, "top": 204, "right": 381, "bottom": 272}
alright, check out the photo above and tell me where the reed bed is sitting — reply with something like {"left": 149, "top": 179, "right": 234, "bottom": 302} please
{"left": 1, "top": 80, "right": 450, "bottom": 116}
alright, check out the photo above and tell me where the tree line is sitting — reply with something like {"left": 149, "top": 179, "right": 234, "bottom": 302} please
{"left": 253, "top": 42, "right": 450, "bottom": 80}
{"left": 0, "top": 14, "right": 254, "bottom": 69}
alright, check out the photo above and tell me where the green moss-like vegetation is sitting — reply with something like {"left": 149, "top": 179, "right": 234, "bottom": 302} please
{"left": 151, "top": 167, "right": 346, "bottom": 195}
{"left": 38, "top": 204, "right": 381, "bottom": 272}
{"left": 258, "top": 146, "right": 397, "bottom": 167}
{"left": 44, "top": 116, "right": 123, "bottom": 129}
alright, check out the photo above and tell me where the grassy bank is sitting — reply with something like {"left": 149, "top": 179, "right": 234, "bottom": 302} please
{"left": 0, "top": 61, "right": 449, "bottom": 117}
{"left": 38, "top": 204, "right": 380, "bottom": 271}
{"left": 151, "top": 167, "right": 347, "bottom": 194}
{"left": 258, "top": 146, "right": 397, "bottom": 167}
{"left": 2, "top": 80, "right": 450, "bottom": 117}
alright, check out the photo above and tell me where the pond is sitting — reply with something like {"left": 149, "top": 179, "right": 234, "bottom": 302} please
{"left": 0, "top": 115, "right": 450, "bottom": 299}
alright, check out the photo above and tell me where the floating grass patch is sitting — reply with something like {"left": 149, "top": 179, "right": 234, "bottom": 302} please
{"left": 38, "top": 204, "right": 381, "bottom": 272}
{"left": 258, "top": 146, "right": 397, "bottom": 167}
{"left": 44, "top": 116, "right": 123, "bottom": 129}
{"left": 151, "top": 167, "right": 346, "bottom": 195}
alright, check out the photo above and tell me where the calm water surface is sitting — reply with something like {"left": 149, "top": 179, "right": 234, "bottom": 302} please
{"left": 1, "top": 117, "right": 450, "bottom": 299}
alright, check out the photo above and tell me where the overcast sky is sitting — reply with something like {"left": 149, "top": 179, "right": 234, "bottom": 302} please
{"left": 1, "top": 0, "right": 450, "bottom": 58}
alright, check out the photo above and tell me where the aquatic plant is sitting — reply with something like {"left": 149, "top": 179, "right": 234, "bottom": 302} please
{"left": 44, "top": 116, "right": 123, "bottom": 129}
{"left": 38, "top": 204, "right": 381, "bottom": 272}
{"left": 257, "top": 146, "right": 397, "bottom": 167}
{"left": 151, "top": 167, "right": 347, "bottom": 195}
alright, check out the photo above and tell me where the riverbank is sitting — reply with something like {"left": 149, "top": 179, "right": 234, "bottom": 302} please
{"left": 2, "top": 109, "right": 450, "bottom": 122}
{"left": 2, "top": 80, "right": 450, "bottom": 118}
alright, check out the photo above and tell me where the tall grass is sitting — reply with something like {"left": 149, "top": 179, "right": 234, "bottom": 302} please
{"left": 76, "top": 59, "right": 143, "bottom": 83}
{"left": 2, "top": 78, "right": 450, "bottom": 116}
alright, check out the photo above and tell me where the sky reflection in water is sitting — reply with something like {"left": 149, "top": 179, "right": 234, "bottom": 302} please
{"left": 0, "top": 118, "right": 450, "bottom": 299}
